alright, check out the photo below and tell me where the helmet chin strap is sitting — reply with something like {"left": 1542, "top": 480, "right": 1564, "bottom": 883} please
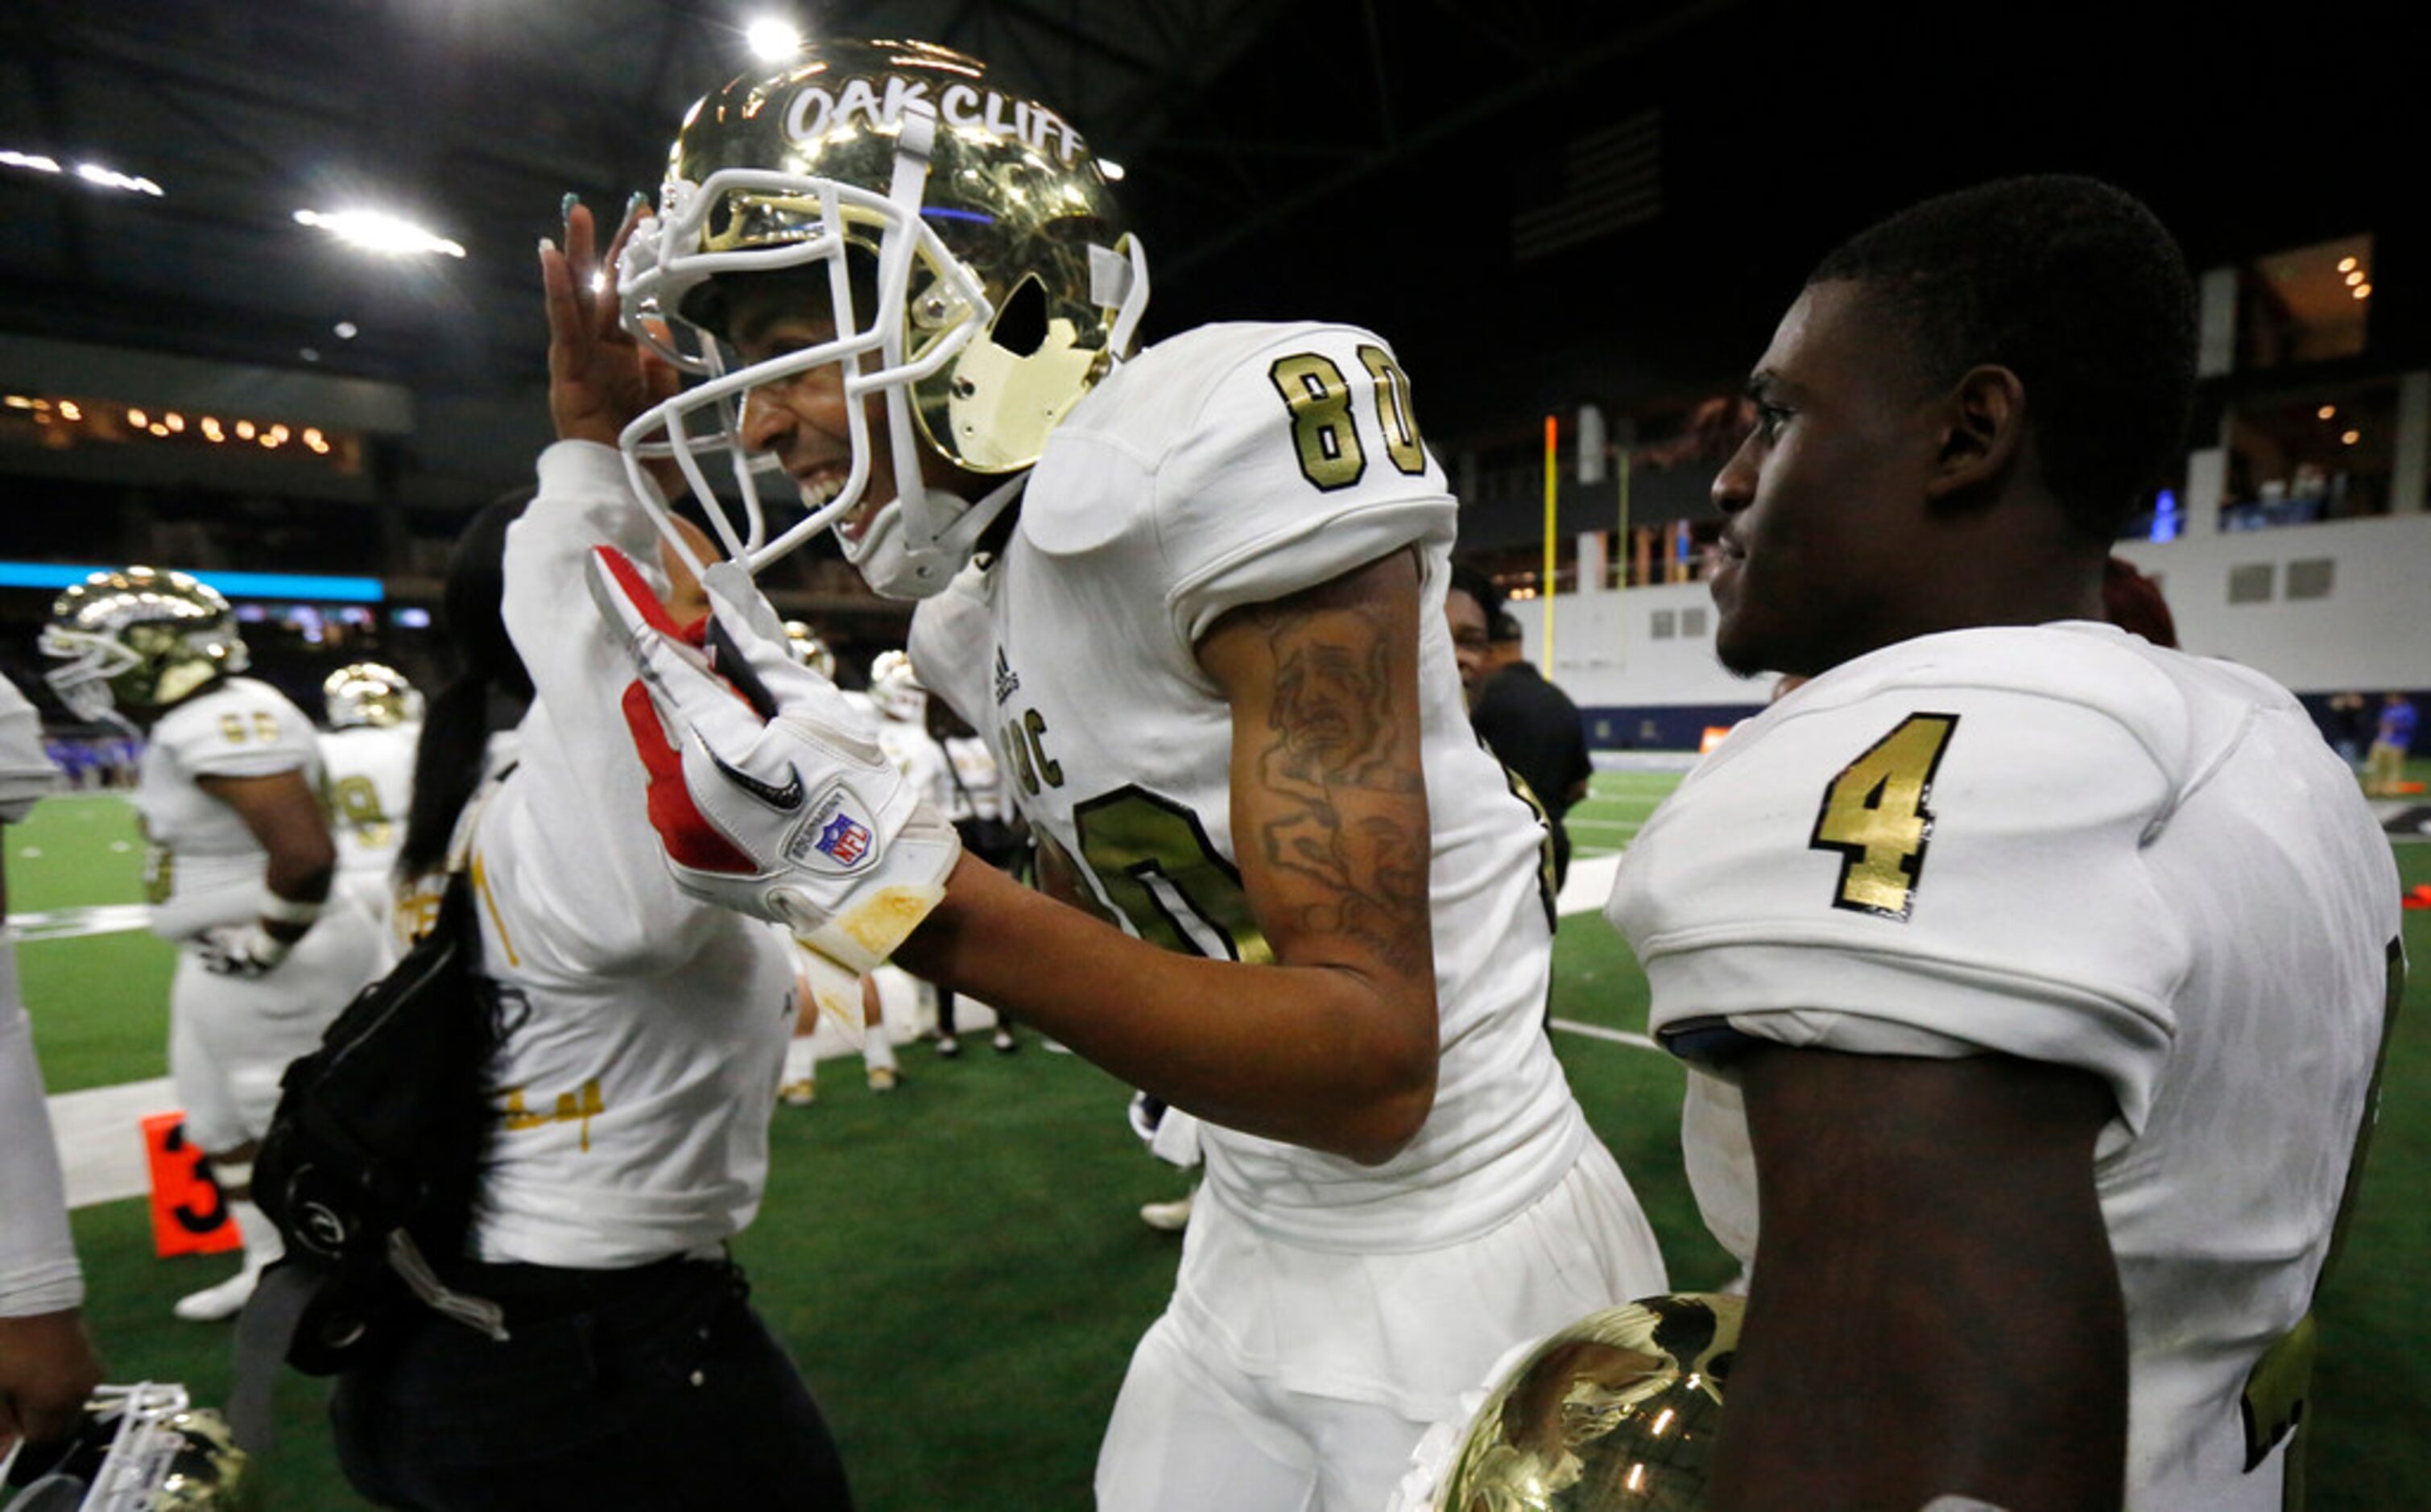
{"left": 846, "top": 470, "right": 1027, "bottom": 600}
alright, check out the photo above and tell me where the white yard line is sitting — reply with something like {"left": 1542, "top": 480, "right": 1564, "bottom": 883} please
{"left": 1548, "top": 1018, "right": 1660, "bottom": 1052}
{"left": 6, "top": 903, "right": 155, "bottom": 944}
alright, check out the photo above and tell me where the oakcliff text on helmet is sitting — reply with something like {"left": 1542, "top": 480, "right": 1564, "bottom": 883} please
{"left": 781, "top": 76, "right": 1087, "bottom": 165}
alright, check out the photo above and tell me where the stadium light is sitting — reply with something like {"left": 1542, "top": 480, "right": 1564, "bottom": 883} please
{"left": 746, "top": 14, "right": 801, "bottom": 60}
{"left": 75, "top": 162, "right": 164, "bottom": 196}
{"left": 5, "top": 150, "right": 163, "bottom": 196}
{"left": 293, "top": 208, "right": 468, "bottom": 259}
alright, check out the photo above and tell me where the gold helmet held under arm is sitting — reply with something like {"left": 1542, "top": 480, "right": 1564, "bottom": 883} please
{"left": 39, "top": 568, "right": 249, "bottom": 721}
{"left": 616, "top": 37, "right": 1148, "bottom": 597}
{"left": 0, "top": 1382, "right": 256, "bottom": 1510}
{"left": 1433, "top": 1292, "right": 1743, "bottom": 1510}
{"left": 322, "top": 662, "right": 424, "bottom": 729}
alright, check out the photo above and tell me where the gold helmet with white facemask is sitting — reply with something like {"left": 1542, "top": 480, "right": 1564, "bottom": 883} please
{"left": 322, "top": 662, "right": 424, "bottom": 729}
{"left": 866, "top": 648, "right": 927, "bottom": 725}
{"left": 39, "top": 568, "right": 249, "bottom": 722}
{"left": 617, "top": 38, "right": 1149, "bottom": 599}
{"left": 782, "top": 620, "right": 838, "bottom": 678}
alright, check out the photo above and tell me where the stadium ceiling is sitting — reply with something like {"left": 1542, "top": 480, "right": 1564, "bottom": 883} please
{"left": 3, "top": 0, "right": 2421, "bottom": 457}
{"left": 0, "top": 0, "right": 1296, "bottom": 382}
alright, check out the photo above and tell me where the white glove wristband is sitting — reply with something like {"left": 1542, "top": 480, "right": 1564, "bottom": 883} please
{"left": 257, "top": 890, "right": 325, "bottom": 927}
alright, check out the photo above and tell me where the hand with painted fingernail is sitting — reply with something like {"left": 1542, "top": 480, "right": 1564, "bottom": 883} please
{"left": 538, "top": 193, "right": 678, "bottom": 455}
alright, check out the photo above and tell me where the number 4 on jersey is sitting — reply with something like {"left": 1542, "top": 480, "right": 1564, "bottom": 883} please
{"left": 1808, "top": 713, "right": 1960, "bottom": 921}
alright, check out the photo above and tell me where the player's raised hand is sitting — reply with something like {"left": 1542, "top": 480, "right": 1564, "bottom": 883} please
{"left": 539, "top": 196, "right": 676, "bottom": 451}
{"left": 585, "top": 545, "right": 961, "bottom": 972}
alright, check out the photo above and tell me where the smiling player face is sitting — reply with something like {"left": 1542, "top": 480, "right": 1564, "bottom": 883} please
{"left": 1707, "top": 281, "right": 1948, "bottom": 680}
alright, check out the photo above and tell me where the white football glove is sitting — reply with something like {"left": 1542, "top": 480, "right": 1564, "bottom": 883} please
{"left": 193, "top": 923, "right": 292, "bottom": 979}
{"left": 586, "top": 545, "right": 961, "bottom": 973}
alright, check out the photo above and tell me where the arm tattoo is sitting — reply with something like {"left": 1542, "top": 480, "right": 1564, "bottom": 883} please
{"left": 1245, "top": 590, "right": 1432, "bottom": 976}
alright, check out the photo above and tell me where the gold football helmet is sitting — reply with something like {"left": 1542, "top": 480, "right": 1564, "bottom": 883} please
{"left": 1429, "top": 1293, "right": 1743, "bottom": 1511}
{"left": 866, "top": 648, "right": 926, "bottom": 724}
{"left": 782, "top": 620, "right": 838, "bottom": 678}
{"left": 0, "top": 1382, "right": 255, "bottom": 1510}
{"left": 39, "top": 568, "right": 248, "bottom": 721}
{"left": 322, "top": 662, "right": 424, "bottom": 729}
{"left": 617, "top": 37, "right": 1149, "bottom": 597}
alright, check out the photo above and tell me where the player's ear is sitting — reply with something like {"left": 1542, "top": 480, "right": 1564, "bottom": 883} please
{"left": 1925, "top": 363, "right": 2026, "bottom": 506}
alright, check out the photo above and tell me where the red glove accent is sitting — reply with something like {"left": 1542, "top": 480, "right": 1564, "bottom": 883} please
{"left": 598, "top": 544, "right": 764, "bottom": 878}
{"left": 618, "top": 680, "right": 758, "bottom": 876}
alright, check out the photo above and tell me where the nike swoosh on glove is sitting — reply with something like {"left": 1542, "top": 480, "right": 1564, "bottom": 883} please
{"left": 587, "top": 544, "right": 961, "bottom": 973}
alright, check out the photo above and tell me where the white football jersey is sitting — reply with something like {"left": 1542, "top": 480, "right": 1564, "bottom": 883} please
{"left": 134, "top": 678, "right": 328, "bottom": 939}
{"left": 912, "top": 320, "right": 1588, "bottom": 1250}
{"left": 319, "top": 722, "right": 419, "bottom": 914}
{"left": 1606, "top": 622, "right": 2401, "bottom": 1510}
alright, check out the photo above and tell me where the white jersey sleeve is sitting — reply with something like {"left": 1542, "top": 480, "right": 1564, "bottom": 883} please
{"left": 0, "top": 675, "right": 77, "bottom": 1314}
{"left": 480, "top": 441, "right": 733, "bottom": 977}
{"left": 0, "top": 951, "right": 81, "bottom": 1316}
{"left": 149, "top": 680, "right": 320, "bottom": 781}
{"left": 1023, "top": 322, "right": 1457, "bottom": 652}
{"left": 0, "top": 675, "right": 60, "bottom": 823}
{"left": 1610, "top": 626, "right": 2193, "bottom": 1130}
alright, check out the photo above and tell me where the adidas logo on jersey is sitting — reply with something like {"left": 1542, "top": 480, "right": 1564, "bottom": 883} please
{"left": 994, "top": 648, "right": 1020, "bottom": 707}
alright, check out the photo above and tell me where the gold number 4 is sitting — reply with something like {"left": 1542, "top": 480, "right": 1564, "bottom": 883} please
{"left": 1808, "top": 713, "right": 1960, "bottom": 921}
{"left": 1268, "top": 345, "right": 1427, "bottom": 493}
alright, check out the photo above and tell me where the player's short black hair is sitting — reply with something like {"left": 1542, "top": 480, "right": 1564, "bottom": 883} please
{"left": 1488, "top": 609, "right": 1524, "bottom": 645}
{"left": 1808, "top": 175, "right": 2197, "bottom": 543}
{"left": 1448, "top": 560, "right": 1502, "bottom": 621}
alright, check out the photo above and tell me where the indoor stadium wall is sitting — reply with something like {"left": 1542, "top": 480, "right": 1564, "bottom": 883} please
{"left": 1524, "top": 511, "right": 2431, "bottom": 748}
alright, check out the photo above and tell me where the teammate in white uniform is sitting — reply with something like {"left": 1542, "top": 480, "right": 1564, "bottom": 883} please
{"left": 572, "top": 40, "right": 1666, "bottom": 1510}
{"left": 39, "top": 569, "right": 379, "bottom": 1324}
{"left": 316, "top": 661, "right": 422, "bottom": 944}
{"left": 928, "top": 695, "right": 1022, "bottom": 1056}
{"left": 860, "top": 649, "right": 943, "bottom": 1066}
{"left": 325, "top": 485, "right": 854, "bottom": 1508}
{"left": 1603, "top": 176, "right": 2401, "bottom": 1510}
{"left": 0, "top": 674, "right": 105, "bottom": 1463}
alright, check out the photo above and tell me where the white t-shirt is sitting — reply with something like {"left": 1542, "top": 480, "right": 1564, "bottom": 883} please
{"left": 0, "top": 674, "right": 78, "bottom": 1316}
{"left": 912, "top": 320, "right": 1586, "bottom": 1251}
{"left": 1606, "top": 622, "right": 2401, "bottom": 1510}
{"left": 319, "top": 722, "right": 418, "bottom": 883}
{"left": 466, "top": 442, "right": 793, "bottom": 1269}
{"left": 134, "top": 677, "right": 327, "bottom": 940}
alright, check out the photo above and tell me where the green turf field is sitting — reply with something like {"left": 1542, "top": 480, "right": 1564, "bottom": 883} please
{"left": 13, "top": 772, "right": 2430, "bottom": 1509}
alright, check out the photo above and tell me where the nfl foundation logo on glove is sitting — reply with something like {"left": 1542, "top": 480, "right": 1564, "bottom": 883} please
{"left": 808, "top": 804, "right": 873, "bottom": 867}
